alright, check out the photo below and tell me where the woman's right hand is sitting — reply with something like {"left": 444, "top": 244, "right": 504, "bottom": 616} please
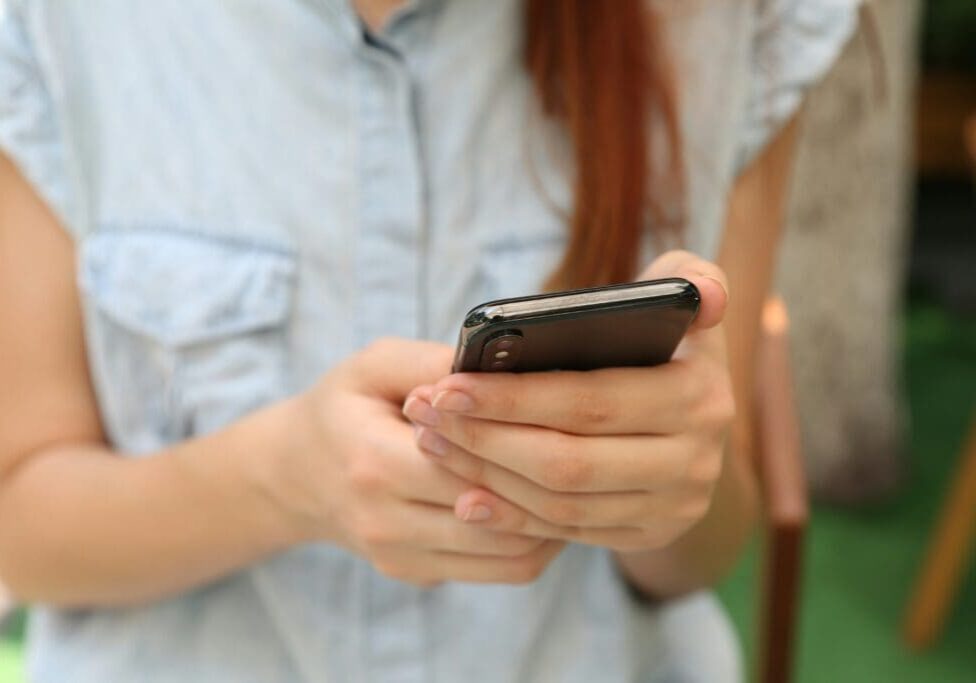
{"left": 265, "top": 338, "right": 564, "bottom": 588}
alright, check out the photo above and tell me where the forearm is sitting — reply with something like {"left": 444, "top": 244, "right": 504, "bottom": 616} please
{"left": 613, "top": 442, "right": 759, "bottom": 599}
{"left": 0, "top": 397, "right": 304, "bottom": 608}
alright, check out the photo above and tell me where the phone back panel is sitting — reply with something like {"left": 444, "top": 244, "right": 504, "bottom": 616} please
{"left": 452, "top": 279, "right": 699, "bottom": 373}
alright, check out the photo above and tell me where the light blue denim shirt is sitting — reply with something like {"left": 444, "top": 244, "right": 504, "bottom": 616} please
{"left": 0, "top": 1, "right": 857, "bottom": 681}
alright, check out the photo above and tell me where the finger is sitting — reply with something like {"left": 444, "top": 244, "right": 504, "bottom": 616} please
{"left": 637, "top": 250, "right": 729, "bottom": 332}
{"left": 454, "top": 487, "right": 575, "bottom": 538}
{"left": 405, "top": 384, "right": 436, "bottom": 405}
{"left": 413, "top": 437, "right": 661, "bottom": 527}
{"left": 401, "top": 384, "right": 439, "bottom": 427}
{"left": 352, "top": 338, "right": 455, "bottom": 402}
{"left": 413, "top": 416, "right": 690, "bottom": 493}
{"left": 370, "top": 417, "right": 477, "bottom": 507}
{"left": 448, "top": 470, "right": 672, "bottom": 537}
{"left": 417, "top": 360, "right": 718, "bottom": 435}
{"left": 452, "top": 489, "right": 680, "bottom": 552}
{"left": 639, "top": 251, "right": 729, "bottom": 365}
{"left": 393, "top": 502, "right": 547, "bottom": 557}
{"left": 426, "top": 540, "right": 566, "bottom": 585}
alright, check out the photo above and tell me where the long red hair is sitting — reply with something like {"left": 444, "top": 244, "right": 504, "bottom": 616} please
{"left": 525, "top": 1, "right": 684, "bottom": 289}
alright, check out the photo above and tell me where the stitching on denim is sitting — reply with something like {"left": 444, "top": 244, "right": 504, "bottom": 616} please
{"left": 94, "top": 222, "right": 299, "bottom": 258}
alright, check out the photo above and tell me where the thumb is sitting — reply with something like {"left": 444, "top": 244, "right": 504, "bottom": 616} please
{"left": 638, "top": 250, "right": 729, "bottom": 331}
{"left": 351, "top": 337, "right": 455, "bottom": 401}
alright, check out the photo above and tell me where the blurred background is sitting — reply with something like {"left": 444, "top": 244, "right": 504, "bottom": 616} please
{"left": 721, "top": 0, "right": 976, "bottom": 680}
{"left": 1, "top": 0, "right": 974, "bottom": 680}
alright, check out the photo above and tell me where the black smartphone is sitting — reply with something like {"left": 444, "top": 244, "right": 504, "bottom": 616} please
{"left": 451, "top": 277, "right": 700, "bottom": 373}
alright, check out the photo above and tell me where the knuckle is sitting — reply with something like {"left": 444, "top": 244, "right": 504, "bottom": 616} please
{"left": 499, "top": 534, "right": 545, "bottom": 557}
{"left": 540, "top": 447, "right": 594, "bottom": 492}
{"left": 495, "top": 505, "right": 531, "bottom": 535}
{"left": 372, "top": 558, "right": 408, "bottom": 581}
{"left": 507, "top": 555, "right": 546, "bottom": 585}
{"left": 493, "top": 386, "right": 519, "bottom": 418}
{"left": 457, "top": 451, "right": 488, "bottom": 487}
{"left": 674, "top": 359, "right": 707, "bottom": 408}
{"left": 657, "top": 450, "right": 689, "bottom": 488}
{"left": 539, "top": 496, "right": 583, "bottom": 526}
{"left": 685, "top": 451, "right": 723, "bottom": 489}
{"left": 683, "top": 360, "right": 733, "bottom": 426}
{"left": 347, "top": 458, "right": 388, "bottom": 496}
{"left": 373, "top": 559, "right": 437, "bottom": 587}
{"left": 567, "top": 387, "right": 612, "bottom": 428}
{"left": 701, "top": 373, "right": 736, "bottom": 428}
{"left": 458, "top": 419, "right": 483, "bottom": 454}
{"left": 677, "top": 494, "right": 713, "bottom": 522}
{"left": 691, "top": 359, "right": 717, "bottom": 398}
{"left": 638, "top": 526, "right": 673, "bottom": 551}
{"left": 355, "top": 516, "right": 397, "bottom": 550}
{"left": 559, "top": 524, "right": 584, "bottom": 541}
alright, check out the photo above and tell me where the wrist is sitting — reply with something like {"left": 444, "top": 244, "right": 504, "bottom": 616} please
{"left": 245, "top": 393, "right": 333, "bottom": 547}
{"left": 172, "top": 395, "right": 317, "bottom": 554}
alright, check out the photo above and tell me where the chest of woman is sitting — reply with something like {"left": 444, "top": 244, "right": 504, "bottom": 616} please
{"left": 54, "top": 0, "right": 576, "bottom": 450}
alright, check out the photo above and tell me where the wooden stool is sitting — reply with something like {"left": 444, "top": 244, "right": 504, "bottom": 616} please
{"left": 902, "top": 112, "right": 976, "bottom": 649}
{"left": 902, "top": 110, "right": 976, "bottom": 650}
{"left": 902, "top": 416, "right": 976, "bottom": 648}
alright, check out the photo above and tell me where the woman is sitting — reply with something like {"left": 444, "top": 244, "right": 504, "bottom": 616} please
{"left": 0, "top": 1, "right": 858, "bottom": 680}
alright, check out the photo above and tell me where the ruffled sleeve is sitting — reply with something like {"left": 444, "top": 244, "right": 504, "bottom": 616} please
{"left": 0, "top": 0, "right": 74, "bottom": 232}
{"left": 735, "top": 0, "right": 861, "bottom": 169}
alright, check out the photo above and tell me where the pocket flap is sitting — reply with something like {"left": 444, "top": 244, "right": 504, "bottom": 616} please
{"left": 79, "top": 230, "right": 296, "bottom": 347}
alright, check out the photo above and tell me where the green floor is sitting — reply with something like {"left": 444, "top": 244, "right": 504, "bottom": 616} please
{"left": 1, "top": 298, "right": 974, "bottom": 681}
{"left": 719, "top": 298, "right": 976, "bottom": 682}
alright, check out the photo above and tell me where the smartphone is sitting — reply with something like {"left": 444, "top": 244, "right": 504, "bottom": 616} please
{"left": 451, "top": 277, "right": 700, "bottom": 373}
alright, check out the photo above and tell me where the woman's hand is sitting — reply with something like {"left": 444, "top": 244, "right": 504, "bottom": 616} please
{"left": 402, "top": 251, "right": 734, "bottom": 553}
{"left": 269, "top": 338, "right": 564, "bottom": 587}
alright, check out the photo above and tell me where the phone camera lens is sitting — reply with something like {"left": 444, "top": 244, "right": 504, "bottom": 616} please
{"left": 480, "top": 331, "right": 523, "bottom": 371}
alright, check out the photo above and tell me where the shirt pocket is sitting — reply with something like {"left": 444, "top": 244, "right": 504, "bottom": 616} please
{"left": 78, "top": 228, "right": 297, "bottom": 454}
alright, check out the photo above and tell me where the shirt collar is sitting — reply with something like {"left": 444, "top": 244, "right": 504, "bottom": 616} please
{"left": 320, "top": 0, "right": 444, "bottom": 39}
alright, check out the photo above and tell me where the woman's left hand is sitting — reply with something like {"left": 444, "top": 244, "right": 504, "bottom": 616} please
{"left": 402, "top": 251, "right": 735, "bottom": 552}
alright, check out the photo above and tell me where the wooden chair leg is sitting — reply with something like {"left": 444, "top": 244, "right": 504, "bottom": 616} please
{"left": 759, "top": 523, "right": 806, "bottom": 683}
{"left": 756, "top": 298, "right": 809, "bottom": 683}
{"left": 965, "top": 112, "right": 976, "bottom": 170}
{"left": 902, "top": 415, "right": 976, "bottom": 649}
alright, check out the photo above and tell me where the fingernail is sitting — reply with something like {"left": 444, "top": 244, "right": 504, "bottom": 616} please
{"left": 415, "top": 426, "right": 449, "bottom": 457}
{"left": 403, "top": 397, "right": 440, "bottom": 427}
{"left": 699, "top": 274, "right": 729, "bottom": 302}
{"left": 461, "top": 504, "right": 492, "bottom": 522}
{"left": 432, "top": 390, "right": 475, "bottom": 413}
